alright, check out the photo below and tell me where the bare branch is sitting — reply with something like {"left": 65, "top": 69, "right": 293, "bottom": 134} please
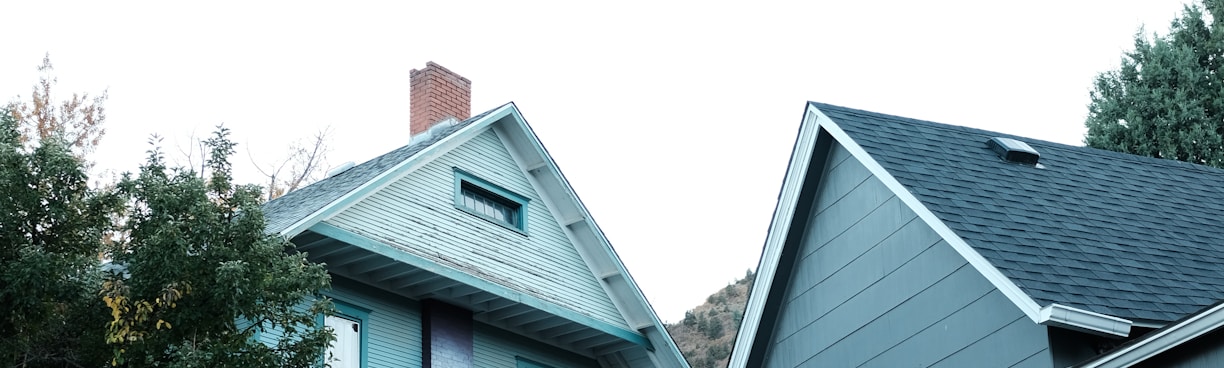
{"left": 248, "top": 126, "right": 333, "bottom": 201}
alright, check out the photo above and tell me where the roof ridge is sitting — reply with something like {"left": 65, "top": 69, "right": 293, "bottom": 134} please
{"left": 809, "top": 101, "right": 1224, "bottom": 175}
{"left": 261, "top": 102, "right": 511, "bottom": 234}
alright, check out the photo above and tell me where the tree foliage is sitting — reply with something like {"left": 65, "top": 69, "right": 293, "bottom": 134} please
{"left": 7, "top": 54, "right": 107, "bottom": 158}
{"left": 0, "top": 107, "right": 120, "bottom": 366}
{"left": 1085, "top": 0, "right": 1224, "bottom": 167}
{"left": 103, "top": 127, "right": 333, "bottom": 367}
{"left": 1, "top": 56, "right": 335, "bottom": 367}
{"left": 666, "top": 270, "right": 754, "bottom": 368}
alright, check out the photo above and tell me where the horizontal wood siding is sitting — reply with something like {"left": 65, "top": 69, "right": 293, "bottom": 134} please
{"left": 256, "top": 303, "right": 312, "bottom": 346}
{"left": 328, "top": 276, "right": 423, "bottom": 368}
{"left": 327, "top": 129, "right": 628, "bottom": 329}
{"left": 761, "top": 142, "right": 1050, "bottom": 368}
{"left": 254, "top": 276, "right": 424, "bottom": 368}
{"left": 473, "top": 322, "right": 599, "bottom": 368}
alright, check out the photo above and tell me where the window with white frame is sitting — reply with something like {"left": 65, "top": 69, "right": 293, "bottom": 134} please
{"left": 323, "top": 300, "right": 369, "bottom": 368}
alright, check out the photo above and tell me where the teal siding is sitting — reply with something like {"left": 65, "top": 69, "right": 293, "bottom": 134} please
{"left": 473, "top": 322, "right": 599, "bottom": 368}
{"left": 253, "top": 276, "right": 423, "bottom": 368}
{"left": 256, "top": 303, "right": 312, "bottom": 346}
{"left": 326, "top": 128, "right": 628, "bottom": 330}
{"left": 327, "top": 276, "right": 423, "bottom": 368}
{"left": 761, "top": 142, "right": 1051, "bottom": 368}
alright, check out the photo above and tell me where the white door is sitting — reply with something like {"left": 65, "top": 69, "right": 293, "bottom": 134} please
{"left": 325, "top": 315, "right": 360, "bottom": 368}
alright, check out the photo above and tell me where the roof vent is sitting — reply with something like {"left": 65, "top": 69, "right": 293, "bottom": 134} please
{"left": 326, "top": 161, "right": 356, "bottom": 178}
{"left": 408, "top": 117, "right": 459, "bottom": 145}
{"left": 986, "top": 137, "right": 1040, "bottom": 165}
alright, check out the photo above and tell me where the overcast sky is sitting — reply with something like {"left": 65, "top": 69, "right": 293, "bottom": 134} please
{"left": 0, "top": 0, "right": 1196, "bottom": 323}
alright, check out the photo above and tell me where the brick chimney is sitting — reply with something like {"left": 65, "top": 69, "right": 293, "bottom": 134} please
{"left": 410, "top": 62, "right": 472, "bottom": 136}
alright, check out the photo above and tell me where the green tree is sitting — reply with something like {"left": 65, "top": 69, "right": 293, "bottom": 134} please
{"left": 102, "top": 127, "right": 333, "bottom": 367}
{"left": 0, "top": 107, "right": 120, "bottom": 366}
{"left": 1085, "top": 0, "right": 1224, "bottom": 166}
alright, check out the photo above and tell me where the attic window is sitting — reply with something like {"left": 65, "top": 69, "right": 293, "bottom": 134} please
{"left": 453, "top": 169, "right": 528, "bottom": 233}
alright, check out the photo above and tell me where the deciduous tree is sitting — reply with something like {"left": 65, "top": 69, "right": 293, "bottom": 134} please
{"left": 251, "top": 127, "right": 332, "bottom": 201}
{"left": 7, "top": 54, "right": 107, "bottom": 158}
{"left": 103, "top": 127, "right": 333, "bottom": 367}
{"left": 0, "top": 107, "right": 119, "bottom": 366}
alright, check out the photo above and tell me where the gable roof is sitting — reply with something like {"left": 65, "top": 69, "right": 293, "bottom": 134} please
{"left": 815, "top": 102, "right": 1224, "bottom": 323}
{"left": 263, "top": 104, "right": 501, "bottom": 235}
{"left": 732, "top": 101, "right": 1224, "bottom": 366}
{"left": 263, "top": 102, "right": 689, "bottom": 367}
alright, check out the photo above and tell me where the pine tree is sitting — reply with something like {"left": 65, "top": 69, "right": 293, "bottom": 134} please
{"left": 1085, "top": 0, "right": 1224, "bottom": 167}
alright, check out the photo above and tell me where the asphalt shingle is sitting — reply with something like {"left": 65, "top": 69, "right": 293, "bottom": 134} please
{"left": 262, "top": 105, "right": 503, "bottom": 234}
{"left": 817, "top": 102, "right": 1224, "bottom": 323}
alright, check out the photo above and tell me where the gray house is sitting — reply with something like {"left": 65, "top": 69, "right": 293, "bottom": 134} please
{"left": 261, "top": 63, "right": 688, "bottom": 368}
{"left": 729, "top": 102, "right": 1224, "bottom": 367}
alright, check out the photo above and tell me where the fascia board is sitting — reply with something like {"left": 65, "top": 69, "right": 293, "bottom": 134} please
{"left": 496, "top": 104, "right": 689, "bottom": 368}
{"left": 811, "top": 104, "right": 1047, "bottom": 324}
{"left": 728, "top": 107, "right": 823, "bottom": 368}
{"left": 1040, "top": 303, "right": 1132, "bottom": 337}
{"left": 277, "top": 104, "right": 516, "bottom": 238}
{"left": 1076, "top": 302, "right": 1224, "bottom": 368}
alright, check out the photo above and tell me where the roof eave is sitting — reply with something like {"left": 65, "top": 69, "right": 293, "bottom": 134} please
{"left": 1074, "top": 302, "right": 1224, "bottom": 368}
{"left": 729, "top": 106, "right": 827, "bottom": 367}
{"left": 1040, "top": 303, "right": 1132, "bottom": 338}
{"left": 495, "top": 105, "right": 690, "bottom": 367}
{"left": 732, "top": 103, "right": 1141, "bottom": 365}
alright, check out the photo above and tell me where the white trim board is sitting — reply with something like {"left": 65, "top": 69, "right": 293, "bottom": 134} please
{"left": 279, "top": 102, "right": 689, "bottom": 368}
{"left": 1076, "top": 302, "right": 1224, "bottom": 367}
{"left": 728, "top": 109, "right": 823, "bottom": 368}
{"left": 728, "top": 103, "right": 1135, "bottom": 367}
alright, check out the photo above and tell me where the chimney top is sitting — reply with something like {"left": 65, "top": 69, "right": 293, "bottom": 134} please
{"left": 410, "top": 62, "right": 472, "bottom": 136}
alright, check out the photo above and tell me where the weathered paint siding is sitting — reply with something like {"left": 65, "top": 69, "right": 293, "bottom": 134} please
{"left": 256, "top": 276, "right": 424, "bottom": 368}
{"left": 326, "top": 128, "right": 628, "bottom": 329}
{"left": 761, "top": 142, "right": 1052, "bottom": 368}
{"left": 327, "top": 276, "right": 424, "bottom": 368}
{"left": 473, "top": 322, "right": 599, "bottom": 368}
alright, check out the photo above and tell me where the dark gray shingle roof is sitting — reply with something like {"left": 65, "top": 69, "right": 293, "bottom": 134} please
{"left": 263, "top": 105, "right": 504, "bottom": 234}
{"left": 816, "top": 102, "right": 1224, "bottom": 323}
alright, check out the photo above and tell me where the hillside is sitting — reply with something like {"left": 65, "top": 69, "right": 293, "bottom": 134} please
{"left": 666, "top": 269, "right": 754, "bottom": 368}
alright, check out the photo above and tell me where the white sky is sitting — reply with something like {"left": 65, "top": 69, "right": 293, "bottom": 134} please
{"left": 0, "top": 0, "right": 1195, "bottom": 323}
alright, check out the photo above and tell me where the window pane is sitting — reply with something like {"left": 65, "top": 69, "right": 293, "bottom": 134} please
{"left": 325, "top": 315, "right": 361, "bottom": 368}
{"left": 459, "top": 182, "right": 523, "bottom": 230}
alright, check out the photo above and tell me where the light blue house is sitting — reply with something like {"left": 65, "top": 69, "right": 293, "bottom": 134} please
{"left": 730, "top": 102, "right": 1224, "bottom": 367}
{"left": 263, "top": 63, "right": 688, "bottom": 368}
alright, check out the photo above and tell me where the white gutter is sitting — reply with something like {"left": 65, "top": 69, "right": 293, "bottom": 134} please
{"left": 1077, "top": 302, "right": 1224, "bottom": 368}
{"left": 1039, "top": 303, "right": 1132, "bottom": 338}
